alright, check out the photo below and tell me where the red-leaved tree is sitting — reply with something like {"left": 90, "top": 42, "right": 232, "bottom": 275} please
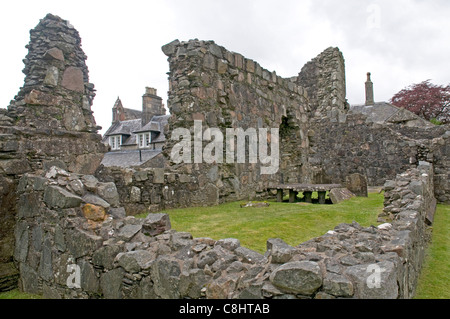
{"left": 390, "top": 80, "right": 450, "bottom": 124}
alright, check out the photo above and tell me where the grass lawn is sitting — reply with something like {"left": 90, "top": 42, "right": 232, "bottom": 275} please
{"left": 414, "top": 203, "right": 450, "bottom": 299}
{"left": 154, "top": 192, "right": 384, "bottom": 254}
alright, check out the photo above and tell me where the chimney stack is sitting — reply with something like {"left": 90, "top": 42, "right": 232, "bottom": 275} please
{"left": 142, "top": 87, "right": 163, "bottom": 126}
{"left": 365, "top": 72, "right": 374, "bottom": 106}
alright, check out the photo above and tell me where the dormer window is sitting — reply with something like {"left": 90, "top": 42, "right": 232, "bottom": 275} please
{"left": 137, "top": 132, "right": 151, "bottom": 149}
{"left": 109, "top": 135, "right": 122, "bottom": 150}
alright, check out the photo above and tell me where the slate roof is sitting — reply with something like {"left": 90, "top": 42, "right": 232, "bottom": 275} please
{"left": 100, "top": 149, "right": 162, "bottom": 167}
{"left": 122, "top": 108, "right": 143, "bottom": 120}
{"left": 133, "top": 115, "right": 170, "bottom": 133}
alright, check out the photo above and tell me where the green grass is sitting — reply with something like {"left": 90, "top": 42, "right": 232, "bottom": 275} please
{"left": 0, "top": 289, "right": 42, "bottom": 299}
{"left": 150, "top": 192, "right": 384, "bottom": 254}
{"left": 414, "top": 203, "right": 450, "bottom": 299}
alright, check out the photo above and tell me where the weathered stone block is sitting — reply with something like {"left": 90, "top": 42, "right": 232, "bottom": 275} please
{"left": 215, "top": 238, "right": 240, "bottom": 251}
{"left": 109, "top": 207, "right": 126, "bottom": 219}
{"left": 79, "top": 259, "right": 99, "bottom": 293}
{"left": 38, "top": 235, "right": 53, "bottom": 281}
{"left": 19, "top": 263, "right": 40, "bottom": 295}
{"left": 234, "top": 246, "right": 264, "bottom": 264}
{"left": 217, "top": 59, "right": 228, "bottom": 74}
{"left": 245, "top": 59, "right": 255, "bottom": 73}
{"left": 178, "top": 174, "right": 191, "bottom": 183}
{"left": 118, "top": 224, "right": 142, "bottom": 241}
{"left": 329, "top": 187, "right": 355, "bottom": 204}
{"left": 23, "top": 89, "right": 60, "bottom": 106}
{"left": 82, "top": 203, "right": 107, "bottom": 222}
{"left": 43, "top": 47, "right": 65, "bottom": 61}
{"left": 100, "top": 268, "right": 124, "bottom": 299}
{"left": 203, "top": 54, "right": 215, "bottom": 70}
{"left": 82, "top": 193, "right": 110, "bottom": 208}
{"left": 130, "top": 186, "right": 141, "bottom": 203}
{"left": 66, "top": 228, "right": 103, "bottom": 259}
{"left": 133, "top": 170, "right": 148, "bottom": 182}
{"left": 344, "top": 261, "right": 398, "bottom": 299}
{"left": 179, "top": 268, "right": 210, "bottom": 299}
{"left": 81, "top": 175, "right": 99, "bottom": 191}
{"left": 161, "top": 39, "right": 180, "bottom": 56}
{"left": 92, "top": 245, "right": 122, "bottom": 270}
{"left": 322, "top": 272, "right": 354, "bottom": 297}
{"left": 346, "top": 173, "right": 368, "bottom": 197}
{"left": 0, "top": 159, "right": 31, "bottom": 175}
{"left": 208, "top": 43, "right": 223, "bottom": 58}
{"left": 18, "top": 192, "right": 40, "bottom": 218}
{"left": 152, "top": 168, "right": 165, "bottom": 184}
{"left": 115, "top": 250, "right": 155, "bottom": 273}
{"left": 96, "top": 182, "right": 120, "bottom": 207}
{"left": 170, "top": 232, "right": 193, "bottom": 250}
{"left": 151, "top": 256, "right": 181, "bottom": 299}
{"left": 266, "top": 238, "right": 296, "bottom": 263}
{"left": 43, "top": 66, "right": 59, "bottom": 87}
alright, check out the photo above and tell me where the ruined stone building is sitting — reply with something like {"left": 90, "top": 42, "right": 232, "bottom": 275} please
{"left": 101, "top": 87, "right": 169, "bottom": 168}
{"left": 0, "top": 14, "right": 448, "bottom": 298}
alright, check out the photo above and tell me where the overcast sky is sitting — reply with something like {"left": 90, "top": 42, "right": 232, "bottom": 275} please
{"left": 1, "top": 0, "right": 449, "bottom": 134}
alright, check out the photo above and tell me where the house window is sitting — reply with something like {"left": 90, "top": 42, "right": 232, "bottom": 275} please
{"left": 137, "top": 133, "right": 151, "bottom": 149}
{"left": 109, "top": 135, "right": 122, "bottom": 150}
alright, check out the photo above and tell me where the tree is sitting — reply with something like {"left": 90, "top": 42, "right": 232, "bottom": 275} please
{"left": 390, "top": 80, "right": 450, "bottom": 124}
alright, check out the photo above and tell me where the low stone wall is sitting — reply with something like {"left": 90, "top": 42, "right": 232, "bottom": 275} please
{"left": 94, "top": 164, "right": 238, "bottom": 216}
{"left": 15, "top": 162, "right": 435, "bottom": 299}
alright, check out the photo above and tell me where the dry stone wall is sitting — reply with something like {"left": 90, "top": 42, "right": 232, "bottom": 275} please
{"left": 307, "top": 113, "right": 450, "bottom": 203}
{"left": 14, "top": 162, "right": 435, "bottom": 299}
{"left": 94, "top": 165, "right": 195, "bottom": 216}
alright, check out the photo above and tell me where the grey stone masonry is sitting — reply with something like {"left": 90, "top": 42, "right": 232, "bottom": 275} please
{"left": 2, "top": 12, "right": 447, "bottom": 297}
{"left": 1, "top": 13, "right": 107, "bottom": 291}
